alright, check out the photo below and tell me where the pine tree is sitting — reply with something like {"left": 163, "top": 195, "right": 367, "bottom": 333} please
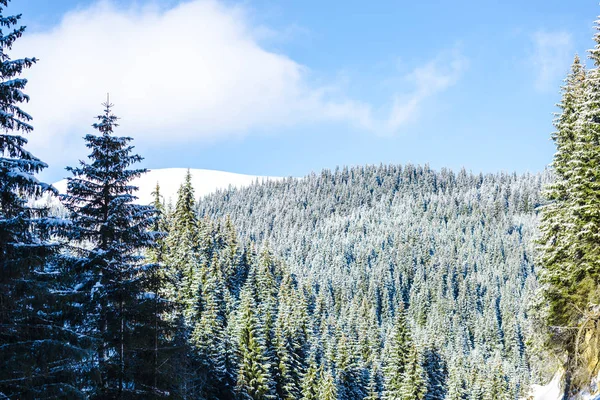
{"left": 0, "top": 2, "right": 83, "bottom": 396}
{"left": 61, "top": 99, "right": 167, "bottom": 398}
{"left": 192, "top": 252, "right": 232, "bottom": 399}
{"left": 166, "top": 170, "right": 200, "bottom": 315}
{"left": 538, "top": 20, "right": 600, "bottom": 393}
{"left": 236, "top": 279, "right": 275, "bottom": 399}
{"left": 382, "top": 311, "right": 411, "bottom": 399}
{"left": 445, "top": 365, "right": 466, "bottom": 400}
{"left": 335, "top": 332, "right": 365, "bottom": 400}
{"left": 538, "top": 56, "right": 586, "bottom": 354}
{"left": 300, "top": 361, "right": 320, "bottom": 400}
{"left": 484, "top": 362, "right": 511, "bottom": 400}
{"left": 142, "top": 183, "right": 180, "bottom": 397}
{"left": 363, "top": 364, "right": 381, "bottom": 400}
{"left": 163, "top": 171, "right": 205, "bottom": 398}
{"left": 423, "top": 346, "right": 447, "bottom": 400}
{"left": 318, "top": 368, "right": 338, "bottom": 400}
{"left": 399, "top": 345, "right": 426, "bottom": 400}
{"left": 274, "top": 274, "right": 306, "bottom": 400}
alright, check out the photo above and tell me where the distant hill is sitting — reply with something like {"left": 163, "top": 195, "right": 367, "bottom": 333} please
{"left": 52, "top": 168, "right": 280, "bottom": 204}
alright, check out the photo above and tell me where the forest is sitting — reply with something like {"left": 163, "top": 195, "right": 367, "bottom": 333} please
{"left": 2, "top": 0, "right": 600, "bottom": 399}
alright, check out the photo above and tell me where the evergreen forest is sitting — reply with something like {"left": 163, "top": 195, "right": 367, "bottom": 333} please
{"left": 3, "top": 0, "right": 600, "bottom": 398}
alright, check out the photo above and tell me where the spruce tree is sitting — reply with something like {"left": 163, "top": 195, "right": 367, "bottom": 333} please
{"left": 300, "top": 361, "right": 320, "bottom": 400}
{"left": 192, "top": 252, "right": 231, "bottom": 399}
{"left": 318, "top": 368, "right": 338, "bottom": 400}
{"left": 363, "top": 364, "right": 381, "bottom": 400}
{"left": 445, "top": 365, "right": 466, "bottom": 400}
{"left": 382, "top": 311, "right": 411, "bottom": 399}
{"left": 423, "top": 346, "right": 447, "bottom": 400}
{"left": 61, "top": 99, "right": 168, "bottom": 398}
{"left": 236, "top": 278, "right": 275, "bottom": 399}
{"left": 538, "top": 55, "right": 586, "bottom": 351}
{"left": 399, "top": 345, "right": 426, "bottom": 400}
{"left": 538, "top": 21, "right": 600, "bottom": 393}
{"left": 166, "top": 170, "right": 200, "bottom": 314}
{"left": 0, "top": 2, "right": 82, "bottom": 396}
{"left": 274, "top": 275, "right": 305, "bottom": 400}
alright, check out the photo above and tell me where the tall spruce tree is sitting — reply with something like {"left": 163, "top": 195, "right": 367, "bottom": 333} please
{"left": 318, "top": 368, "right": 337, "bottom": 400}
{"left": 166, "top": 170, "right": 200, "bottom": 315}
{"left": 164, "top": 172, "right": 206, "bottom": 398}
{"left": 236, "top": 278, "right": 275, "bottom": 399}
{"left": 423, "top": 346, "right": 447, "bottom": 400}
{"left": 399, "top": 345, "right": 426, "bottom": 400}
{"left": 61, "top": 99, "right": 168, "bottom": 398}
{"left": 0, "top": 1, "right": 83, "bottom": 397}
{"left": 538, "top": 22, "right": 600, "bottom": 394}
{"left": 382, "top": 311, "right": 411, "bottom": 399}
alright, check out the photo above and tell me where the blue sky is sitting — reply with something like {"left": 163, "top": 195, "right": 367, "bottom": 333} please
{"left": 12, "top": 0, "right": 600, "bottom": 181}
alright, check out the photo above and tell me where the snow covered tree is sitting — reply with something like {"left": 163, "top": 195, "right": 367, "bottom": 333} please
{"left": 300, "top": 362, "right": 320, "bottom": 400}
{"left": 363, "top": 364, "right": 381, "bottom": 400}
{"left": 192, "top": 252, "right": 232, "bottom": 398}
{"left": 0, "top": 2, "right": 83, "bottom": 397}
{"left": 318, "top": 368, "right": 337, "bottom": 400}
{"left": 538, "top": 55, "right": 586, "bottom": 357}
{"left": 274, "top": 274, "right": 306, "bottom": 400}
{"left": 335, "top": 332, "right": 365, "bottom": 400}
{"left": 61, "top": 99, "right": 169, "bottom": 398}
{"left": 166, "top": 169, "right": 200, "bottom": 315}
{"left": 236, "top": 279, "right": 275, "bottom": 399}
{"left": 445, "top": 365, "right": 466, "bottom": 400}
{"left": 382, "top": 311, "right": 411, "bottom": 399}
{"left": 538, "top": 18, "right": 600, "bottom": 394}
{"left": 399, "top": 345, "right": 426, "bottom": 400}
{"left": 423, "top": 346, "right": 447, "bottom": 400}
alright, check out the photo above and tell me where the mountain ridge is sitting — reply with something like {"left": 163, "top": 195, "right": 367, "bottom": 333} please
{"left": 52, "top": 167, "right": 281, "bottom": 204}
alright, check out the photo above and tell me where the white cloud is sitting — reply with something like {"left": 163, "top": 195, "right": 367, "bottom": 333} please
{"left": 530, "top": 30, "right": 573, "bottom": 91}
{"left": 386, "top": 52, "right": 467, "bottom": 132}
{"left": 13, "top": 0, "right": 467, "bottom": 168}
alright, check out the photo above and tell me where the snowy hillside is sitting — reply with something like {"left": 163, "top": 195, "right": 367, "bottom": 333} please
{"left": 52, "top": 168, "right": 280, "bottom": 204}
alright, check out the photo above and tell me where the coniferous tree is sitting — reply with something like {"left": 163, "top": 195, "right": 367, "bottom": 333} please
{"left": 423, "top": 346, "right": 447, "bottom": 400}
{"left": 537, "top": 19, "right": 600, "bottom": 392}
{"left": 0, "top": 2, "right": 82, "bottom": 396}
{"left": 445, "top": 365, "right": 466, "bottom": 400}
{"left": 164, "top": 172, "right": 204, "bottom": 398}
{"left": 236, "top": 279, "right": 275, "bottom": 399}
{"left": 318, "top": 368, "right": 338, "bottom": 400}
{"left": 300, "top": 361, "right": 320, "bottom": 400}
{"left": 61, "top": 99, "right": 167, "bottom": 398}
{"left": 274, "top": 274, "right": 306, "bottom": 400}
{"left": 143, "top": 183, "right": 180, "bottom": 397}
{"left": 399, "top": 345, "right": 426, "bottom": 400}
{"left": 537, "top": 56, "right": 587, "bottom": 389}
{"left": 335, "top": 332, "right": 365, "bottom": 400}
{"left": 382, "top": 311, "right": 411, "bottom": 399}
{"left": 363, "top": 364, "right": 381, "bottom": 400}
{"left": 192, "top": 252, "right": 232, "bottom": 399}
{"left": 166, "top": 170, "right": 200, "bottom": 313}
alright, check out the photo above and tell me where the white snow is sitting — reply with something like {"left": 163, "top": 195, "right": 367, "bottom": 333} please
{"left": 52, "top": 168, "right": 281, "bottom": 205}
{"left": 526, "top": 373, "right": 562, "bottom": 400}
{"left": 524, "top": 372, "right": 600, "bottom": 400}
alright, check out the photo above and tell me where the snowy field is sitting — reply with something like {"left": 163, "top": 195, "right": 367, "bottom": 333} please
{"left": 52, "top": 168, "right": 281, "bottom": 204}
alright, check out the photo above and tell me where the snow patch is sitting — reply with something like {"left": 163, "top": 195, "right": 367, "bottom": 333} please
{"left": 526, "top": 373, "right": 562, "bottom": 400}
{"left": 52, "top": 168, "right": 281, "bottom": 205}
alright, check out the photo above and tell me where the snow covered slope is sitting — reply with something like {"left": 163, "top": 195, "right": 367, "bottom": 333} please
{"left": 52, "top": 168, "right": 280, "bottom": 204}
{"left": 524, "top": 372, "right": 600, "bottom": 400}
{"left": 525, "top": 373, "right": 561, "bottom": 400}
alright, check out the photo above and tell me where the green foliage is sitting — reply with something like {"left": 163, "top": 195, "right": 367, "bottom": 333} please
{"left": 0, "top": 2, "right": 83, "bottom": 396}
{"left": 383, "top": 311, "right": 412, "bottom": 399}
{"left": 61, "top": 101, "right": 176, "bottom": 398}
{"left": 538, "top": 18, "right": 600, "bottom": 394}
